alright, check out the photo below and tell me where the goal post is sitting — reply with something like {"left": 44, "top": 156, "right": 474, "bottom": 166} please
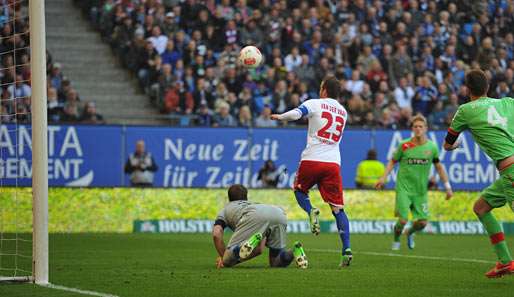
{"left": 0, "top": 0, "right": 49, "bottom": 284}
{"left": 0, "top": 0, "right": 48, "bottom": 285}
{"left": 29, "top": 0, "right": 48, "bottom": 285}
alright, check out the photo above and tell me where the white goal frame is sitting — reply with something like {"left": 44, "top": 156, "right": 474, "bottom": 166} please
{"left": 30, "top": 0, "right": 49, "bottom": 284}
{"left": 0, "top": 0, "right": 47, "bottom": 284}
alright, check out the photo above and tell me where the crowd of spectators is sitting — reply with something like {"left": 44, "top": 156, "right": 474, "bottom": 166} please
{"left": 45, "top": 56, "right": 105, "bottom": 124}
{"left": 0, "top": 1, "right": 104, "bottom": 125}
{"left": 46, "top": 57, "right": 105, "bottom": 124}
{"left": 80, "top": 0, "right": 514, "bottom": 129}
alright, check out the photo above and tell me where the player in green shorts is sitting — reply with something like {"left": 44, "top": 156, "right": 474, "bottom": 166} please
{"left": 376, "top": 115, "right": 453, "bottom": 251}
{"left": 444, "top": 69, "right": 514, "bottom": 278}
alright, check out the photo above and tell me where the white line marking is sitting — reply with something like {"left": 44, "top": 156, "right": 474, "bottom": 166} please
{"left": 39, "top": 283, "right": 120, "bottom": 297}
{"left": 310, "top": 248, "right": 495, "bottom": 264}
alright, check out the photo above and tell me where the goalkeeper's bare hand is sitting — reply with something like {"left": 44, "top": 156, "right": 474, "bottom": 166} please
{"left": 216, "top": 256, "right": 224, "bottom": 269}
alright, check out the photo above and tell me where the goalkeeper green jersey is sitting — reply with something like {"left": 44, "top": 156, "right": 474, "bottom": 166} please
{"left": 449, "top": 97, "right": 514, "bottom": 162}
{"left": 392, "top": 139, "right": 439, "bottom": 194}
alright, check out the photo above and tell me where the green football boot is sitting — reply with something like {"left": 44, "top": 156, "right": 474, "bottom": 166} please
{"left": 340, "top": 248, "right": 353, "bottom": 267}
{"left": 239, "top": 232, "right": 263, "bottom": 260}
{"left": 293, "top": 241, "right": 308, "bottom": 269}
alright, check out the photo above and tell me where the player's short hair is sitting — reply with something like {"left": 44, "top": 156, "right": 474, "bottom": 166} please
{"left": 410, "top": 114, "right": 427, "bottom": 127}
{"left": 228, "top": 184, "right": 248, "bottom": 201}
{"left": 465, "top": 69, "right": 489, "bottom": 97}
{"left": 321, "top": 76, "right": 340, "bottom": 99}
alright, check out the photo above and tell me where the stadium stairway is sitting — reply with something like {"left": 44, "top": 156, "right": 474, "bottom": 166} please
{"left": 45, "top": 0, "right": 166, "bottom": 125}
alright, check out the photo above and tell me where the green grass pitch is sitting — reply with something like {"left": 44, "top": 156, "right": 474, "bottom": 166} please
{"left": 1, "top": 233, "right": 513, "bottom": 297}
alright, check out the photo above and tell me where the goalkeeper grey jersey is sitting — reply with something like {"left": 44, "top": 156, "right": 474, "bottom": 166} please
{"left": 216, "top": 200, "right": 258, "bottom": 231}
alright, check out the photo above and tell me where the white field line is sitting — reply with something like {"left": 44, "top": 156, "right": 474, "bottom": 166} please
{"left": 310, "top": 248, "right": 495, "bottom": 264}
{"left": 39, "top": 283, "right": 120, "bottom": 297}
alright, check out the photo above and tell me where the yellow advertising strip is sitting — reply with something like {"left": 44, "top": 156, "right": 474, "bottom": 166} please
{"left": 1, "top": 188, "right": 512, "bottom": 233}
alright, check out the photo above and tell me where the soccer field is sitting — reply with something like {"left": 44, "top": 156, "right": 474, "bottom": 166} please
{"left": 1, "top": 233, "right": 513, "bottom": 297}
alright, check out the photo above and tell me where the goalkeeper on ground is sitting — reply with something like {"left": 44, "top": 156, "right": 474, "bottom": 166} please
{"left": 212, "top": 184, "right": 307, "bottom": 269}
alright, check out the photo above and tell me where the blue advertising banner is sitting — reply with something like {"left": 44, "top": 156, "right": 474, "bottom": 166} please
{"left": 1, "top": 124, "right": 499, "bottom": 190}
{"left": 124, "top": 127, "right": 374, "bottom": 189}
{"left": 0, "top": 124, "right": 122, "bottom": 187}
{"left": 124, "top": 127, "right": 249, "bottom": 188}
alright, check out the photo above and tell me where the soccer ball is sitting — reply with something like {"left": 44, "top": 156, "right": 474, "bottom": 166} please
{"left": 239, "top": 46, "right": 263, "bottom": 68}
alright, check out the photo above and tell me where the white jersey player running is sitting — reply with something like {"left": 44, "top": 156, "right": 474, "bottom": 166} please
{"left": 299, "top": 97, "right": 347, "bottom": 164}
{"left": 271, "top": 76, "right": 352, "bottom": 267}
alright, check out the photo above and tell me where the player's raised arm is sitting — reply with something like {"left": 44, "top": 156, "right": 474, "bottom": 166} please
{"left": 271, "top": 103, "right": 310, "bottom": 121}
{"left": 375, "top": 159, "right": 396, "bottom": 190}
{"left": 444, "top": 107, "right": 466, "bottom": 151}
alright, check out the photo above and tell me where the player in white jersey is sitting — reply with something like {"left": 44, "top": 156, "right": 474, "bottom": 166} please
{"left": 271, "top": 76, "right": 352, "bottom": 267}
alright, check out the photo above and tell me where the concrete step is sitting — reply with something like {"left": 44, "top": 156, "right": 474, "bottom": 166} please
{"left": 76, "top": 92, "right": 142, "bottom": 99}
{"left": 93, "top": 107, "right": 165, "bottom": 117}
{"left": 73, "top": 86, "right": 138, "bottom": 95}
{"left": 48, "top": 45, "right": 112, "bottom": 54}
{"left": 46, "top": 17, "right": 94, "bottom": 25}
{"left": 94, "top": 104, "right": 154, "bottom": 111}
{"left": 92, "top": 97, "right": 149, "bottom": 104}
{"left": 78, "top": 92, "right": 147, "bottom": 99}
{"left": 48, "top": 51, "right": 115, "bottom": 61}
{"left": 47, "top": 42, "right": 107, "bottom": 50}
{"left": 69, "top": 75, "right": 135, "bottom": 84}
{"left": 46, "top": 25, "right": 97, "bottom": 34}
{"left": 64, "top": 68, "right": 131, "bottom": 76}
{"left": 65, "top": 68, "right": 130, "bottom": 77}
{"left": 87, "top": 100, "right": 151, "bottom": 108}
{"left": 46, "top": 31, "right": 102, "bottom": 40}
{"left": 81, "top": 97, "right": 151, "bottom": 107}
{"left": 59, "top": 76, "right": 134, "bottom": 85}
{"left": 44, "top": 0, "right": 161, "bottom": 124}
{"left": 46, "top": 47, "right": 114, "bottom": 56}
{"left": 94, "top": 109, "right": 157, "bottom": 118}
{"left": 101, "top": 109, "right": 160, "bottom": 117}
{"left": 68, "top": 67, "right": 126, "bottom": 72}
{"left": 46, "top": 16, "right": 86, "bottom": 25}
{"left": 47, "top": 56, "right": 117, "bottom": 65}
{"left": 73, "top": 79, "right": 138, "bottom": 87}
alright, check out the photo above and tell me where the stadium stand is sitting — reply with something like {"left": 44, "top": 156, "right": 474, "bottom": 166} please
{"left": 0, "top": 1, "right": 104, "bottom": 124}
{"left": 76, "top": 0, "right": 514, "bottom": 128}
{"left": 45, "top": 0, "right": 171, "bottom": 125}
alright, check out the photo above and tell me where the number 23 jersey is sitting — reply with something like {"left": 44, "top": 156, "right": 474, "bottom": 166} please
{"left": 298, "top": 98, "right": 348, "bottom": 165}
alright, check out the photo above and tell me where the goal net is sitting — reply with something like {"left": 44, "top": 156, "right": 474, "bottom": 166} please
{"left": 0, "top": 0, "right": 48, "bottom": 283}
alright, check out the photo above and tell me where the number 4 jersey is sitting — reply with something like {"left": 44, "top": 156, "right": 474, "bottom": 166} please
{"left": 297, "top": 98, "right": 348, "bottom": 165}
{"left": 448, "top": 97, "right": 514, "bottom": 162}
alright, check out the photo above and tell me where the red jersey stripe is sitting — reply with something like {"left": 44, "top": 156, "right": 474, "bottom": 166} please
{"left": 447, "top": 127, "right": 459, "bottom": 136}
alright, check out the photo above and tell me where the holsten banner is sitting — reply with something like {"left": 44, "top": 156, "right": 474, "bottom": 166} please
{"left": 1, "top": 124, "right": 499, "bottom": 190}
{"left": 133, "top": 219, "right": 514, "bottom": 235}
